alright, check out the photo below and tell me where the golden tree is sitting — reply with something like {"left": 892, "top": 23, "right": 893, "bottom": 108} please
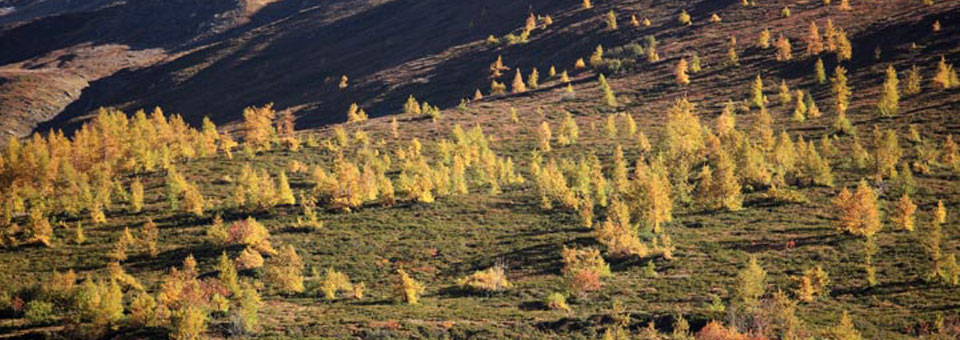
{"left": 395, "top": 268, "right": 425, "bottom": 305}
{"left": 807, "top": 21, "right": 823, "bottom": 55}
{"left": 728, "top": 36, "right": 740, "bottom": 66}
{"left": 934, "top": 55, "right": 959, "bottom": 89}
{"left": 750, "top": 75, "right": 765, "bottom": 108}
{"left": 833, "top": 180, "right": 881, "bottom": 238}
{"left": 678, "top": 9, "right": 691, "bottom": 26}
{"left": 538, "top": 121, "right": 552, "bottom": 152}
{"left": 605, "top": 10, "right": 618, "bottom": 30}
{"left": 528, "top": 68, "right": 539, "bottom": 89}
{"left": 832, "top": 66, "right": 851, "bottom": 115}
{"left": 904, "top": 65, "right": 922, "bottom": 95}
{"left": 130, "top": 178, "right": 144, "bottom": 213}
{"left": 346, "top": 103, "right": 368, "bottom": 123}
{"left": 242, "top": 104, "right": 277, "bottom": 151}
{"left": 835, "top": 29, "right": 852, "bottom": 61}
{"left": 877, "top": 65, "right": 900, "bottom": 117}
{"left": 266, "top": 244, "right": 304, "bottom": 294}
{"left": 142, "top": 218, "right": 159, "bottom": 258}
{"left": 276, "top": 171, "right": 295, "bottom": 205}
{"left": 675, "top": 58, "right": 690, "bottom": 85}
{"left": 758, "top": 28, "right": 771, "bottom": 48}
{"left": 490, "top": 55, "right": 508, "bottom": 79}
{"left": 733, "top": 256, "right": 767, "bottom": 311}
{"left": 775, "top": 34, "right": 793, "bottom": 61}
{"left": 891, "top": 194, "right": 917, "bottom": 231}
{"left": 599, "top": 74, "right": 617, "bottom": 107}
{"left": 509, "top": 69, "right": 527, "bottom": 93}
{"left": 815, "top": 58, "right": 827, "bottom": 84}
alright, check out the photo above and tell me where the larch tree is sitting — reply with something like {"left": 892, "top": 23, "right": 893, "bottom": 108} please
{"left": 904, "top": 65, "right": 922, "bottom": 95}
{"left": 815, "top": 58, "right": 827, "bottom": 84}
{"left": 130, "top": 178, "right": 144, "bottom": 213}
{"left": 675, "top": 58, "right": 690, "bottom": 85}
{"left": 266, "top": 244, "right": 304, "bottom": 294}
{"left": 512, "top": 69, "right": 527, "bottom": 93}
{"left": 775, "top": 33, "right": 793, "bottom": 61}
{"left": 599, "top": 74, "right": 617, "bottom": 107}
{"left": 678, "top": 9, "right": 691, "bottom": 26}
{"left": 758, "top": 28, "right": 771, "bottom": 49}
{"left": 877, "top": 65, "right": 900, "bottom": 117}
{"left": 832, "top": 66, "right": 851, "bottom": 116}
{"left": 538, "top": 121, "right": 552, "bottom": 152}
{"left": 750, "top": 75, "right": 765, "bottom": 108}
{"left": 528, "top": 68, "right": 539, "bottom": 89}
{"left": 934, "top": 55, "right": 959, "bottom": 89}
{"left": 807, "top": 21, "right": 823, "bottom": 55}
{"left": 891, "top": 194, "right": 917, "bottom": 232}
{"left": 733, "top": 256, "right": 767, "bottom": 311}
{"left": 605, "top": 10, "right": 618, "bottom": 30}
{"left": 728, "top": 36, "right": 740, "bottom": 66}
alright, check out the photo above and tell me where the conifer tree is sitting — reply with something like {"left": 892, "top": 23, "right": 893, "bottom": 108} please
{"left": 538, "top": 121, "right": 552, "bottom": 152}
{"left": 675, "top": 58, "right": 690, "bottom": 85}
{"left": 512, "top": 69, "right": 527, "bottom": 93}
{"left": 216, "top": 251, "right": 240, "bottom": 297}
{"left": 396, "top": 268, "right": 425, "bottom": 305}
{"left": 404, "top": 95, "right": 421, "bottom": 115}
{"left": 183, "top": 182, "right": 204, "bottom": 217}
{"left": 605, "top": 10, "right": 617, "bottom": 30}
{"left": 690, "top": 54, "right": 702, "bottom": 73}
{"left": 630, "top": 14, "right": 640, "bottom": 27}
{"left": 833, "top": 180, "right": 882, "bottom": 238}
{"left": 750, "top": 75, "right": 765, "bottom": 108}
{"left": 130, "top": 178, "right": 144, "bottom": 213}
{"left": 276, "top": 171, "right": 295, "bottom": 205}
{"left": 266, "top": 244, "right": 304, "bottom": 294}
{"left": 575, "top": 58, "right": 586, "bottom": 69}
{"left": 678, "top": 9, "right": 691, "bottom": 26}
{"left": 934, "top": 55, "right": 959, "bottom": 89}
{"left": 835, "top": 29, "right": 852, "bottom": 61}
{"left": 832, "top": 66, "right": 851, "bottom": 115}
{"left": 598, "top": 74, "right": 617, "bottom": 107}
{"left": 758, "top": 28, "right": 771, "bottom": 49}
{"left": 776, "top": 34, "right": 793, "bottom": 61}
{"left": 734, "top": 256, "right": 767, "bottom": 311}
{"left": 236, "top": 282, "right": 261, "bottom": 334}
{"left": 892, "top": 194, "right": 917, "bottom": 232}
{"left": 490, "top": 55, "right": 508, "bottom": 79}
{"left": 904, "top": 65, "right": 922, "bottom": 95}
{"left": 793, "top": 90, "right": 807, "bottom": 122}
{"left": 778, "top": 80, "right": 792, "bottom": 106}
{"left": 589, "top": 45, "right": 604, "bottom": 68}
{"left": 815, "top": 58, "right": 827, "bottom": 84}
{"left": 582, "top": 0, "right": 592, "bottom": 9}
{"left": 727, "top": 36, "right": 740, "bottom": 66}
{"left": 74, "top": 222, "right": 86, "bottom": 245}
{"left": 528, "top": 68, "right": 539, "bottom": 89}
{"left": 807, "top": 21, "right": 823, "bottom": 55}
{"left": 142, "top": 218, "right": 159, "bottom": 258}
{"left": 877, "top": 65, "right": 900, "bottom": 117}
{"left": 346, "top": 103, "right": 368, "bottom": 123}
{"left": 829, "top": 311, "right": 862, "bottom": 340}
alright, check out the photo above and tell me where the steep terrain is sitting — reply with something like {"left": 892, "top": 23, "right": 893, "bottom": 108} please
{"left": 1, "top": 0, "right": 960, "bottom": 339}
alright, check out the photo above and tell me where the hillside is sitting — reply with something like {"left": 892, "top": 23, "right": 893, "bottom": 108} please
{"left": 1, "top": 0, "right": 960, "bottom": 339}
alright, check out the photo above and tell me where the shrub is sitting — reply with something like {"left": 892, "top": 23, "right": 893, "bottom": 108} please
{"left": 457, "top": 265, "right": 512, "bottom": 293}
{"left": 697, "top": 320, "right": 748, "bottom": 340}
{"left": 24, "top": 300, "right": 55, "bottom": 324}
{"left": 561, "top": 247, "right": 610, "bottom": 296}
{"left": 544, "top": 292, "right": 570, "bottom": 312}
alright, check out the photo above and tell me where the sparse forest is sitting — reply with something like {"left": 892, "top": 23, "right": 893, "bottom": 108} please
{"left": 1, "top": 0, "right": 960, "bottom": 339}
